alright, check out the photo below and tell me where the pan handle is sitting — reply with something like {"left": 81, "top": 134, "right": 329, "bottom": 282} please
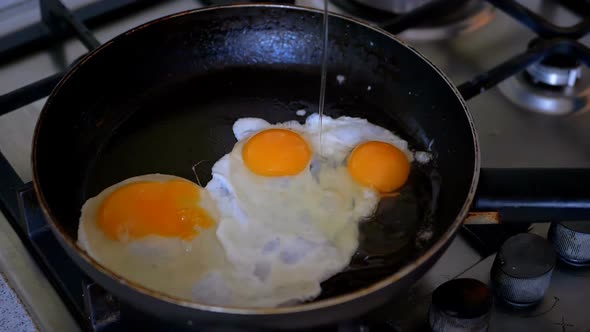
{"left": 468, "top": 168, "right": 590, "bottom": 224}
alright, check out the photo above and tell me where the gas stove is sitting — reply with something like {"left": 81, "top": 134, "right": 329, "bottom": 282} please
{"left": 1, "top": 0, "right": 590, "bottom": 331}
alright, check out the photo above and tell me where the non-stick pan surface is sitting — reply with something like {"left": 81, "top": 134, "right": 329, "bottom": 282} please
{"left": 32, "top": 4, "right": 478, "bottom": 329}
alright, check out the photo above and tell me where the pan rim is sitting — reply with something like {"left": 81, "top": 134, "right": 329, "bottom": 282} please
{"left": 32, "top": 3, "right": 480, "bottom": 316}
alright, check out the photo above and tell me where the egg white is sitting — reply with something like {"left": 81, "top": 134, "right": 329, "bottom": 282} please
{"left": 78, "top": 174, "right": 229, "bottom": 301}
{"left": 199, "top": 114, "right": 414, "bottom": 307}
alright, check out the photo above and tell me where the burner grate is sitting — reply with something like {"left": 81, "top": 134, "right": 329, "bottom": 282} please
{"left": 18, "top": 184, "right": 94, "bottom": 330}
{"left": 458, "top": 0, "right": 590, "bottom": 101}
{"left": 0, "top": 0, "right": 162, "bottom": 64}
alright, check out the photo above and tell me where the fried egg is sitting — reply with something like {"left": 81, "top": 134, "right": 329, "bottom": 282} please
{"left": 78, "top": 174, "right": 228, "bottom": 301}
{"left": 78, "top": 114, "right": 422, "bottom": 308}
{"left": 195, "top": 114, "right": 415, "bottom": 307}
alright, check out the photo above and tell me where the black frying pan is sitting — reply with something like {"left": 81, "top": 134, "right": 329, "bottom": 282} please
{"left": 30, "top": 4, "right": 588, "bottom": 330}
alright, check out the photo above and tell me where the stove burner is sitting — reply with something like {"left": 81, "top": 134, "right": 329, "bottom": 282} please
{"left": 352, "top": 0, "right": 433, "bottom": 14}
{"left": 399, "top": 0, "right": 494, "bottom": 41}
{"left": 498, "top": 53, "right": 590, "bottom": 115}
{"left": 526, "top": 55, "right": 582, "bottom": 88}
{"left": 324, "top": 0, "right": 495, "bottom": 41}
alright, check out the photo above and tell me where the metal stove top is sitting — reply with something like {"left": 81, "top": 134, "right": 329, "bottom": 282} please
{"left": 0, "top": 0, "right": 589, "bottom": 331}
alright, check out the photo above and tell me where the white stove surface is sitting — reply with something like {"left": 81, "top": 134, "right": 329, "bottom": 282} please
{"left": 0, "top": 268, "right": 36, "bottom": 331}
{"left": 0, "top": 0, "right": 588, "bottom": 331}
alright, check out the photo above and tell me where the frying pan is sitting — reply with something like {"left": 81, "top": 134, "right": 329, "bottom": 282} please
{"left": 30, "top": 3, "right": 589, "bottom": 330}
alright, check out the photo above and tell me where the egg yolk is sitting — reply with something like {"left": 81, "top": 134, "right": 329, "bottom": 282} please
{"left": 97, "top": 180, "right": 214, "bottom": 241}
{"left": 347, "top": 141, "right": 410, "bottom": 193}
{"left": 242, "top": 128, "right": 312, "bottom": 176}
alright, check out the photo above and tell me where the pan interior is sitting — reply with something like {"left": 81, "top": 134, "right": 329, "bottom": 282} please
{"left": 83, "top": 65, "right": 439, "bottom": 300}
{"left": 34, "top": 6, "right": 476, "bottom": 307}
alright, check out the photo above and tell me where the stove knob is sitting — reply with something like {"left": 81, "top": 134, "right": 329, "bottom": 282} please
{"left": 490, "top": 233, "right": 556, "bottom": 307}
{"left": 429, "top": 278, "right": 492, "bottom": 332}
{"left": 548, "top": 221, "right": 590, "bottom": 267}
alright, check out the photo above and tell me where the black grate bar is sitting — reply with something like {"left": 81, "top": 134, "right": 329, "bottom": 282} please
{"left": 40, "top": 0, "right": 100, "bottom": 51}
{"left": 486, "top": 0, "right": 590, "bottom": 39}
{"left": 553, "top": 39, "right": 590, "bottom": 66}
{"left": 17, "top": 185, "right": 92, "bottom": 331}
{"left": 0, "top": 0, "right": 161, "bottom": 65}
{"left": 473, "top": 168, "right": 590, "bottom": 223}
{"left": 0, "top": 153, "right": 24, "bottom": 225}
{"left": 458, "top": 45, "right": 545, "bottom": 100}
{"left": 458, "top": 39, "right": 590, "bottom": 100}
{"left": 0, "top": 71, "right": 65, "bottom": 116}
{"left": 557, "top": 0, "right": 590, "bottom": 16}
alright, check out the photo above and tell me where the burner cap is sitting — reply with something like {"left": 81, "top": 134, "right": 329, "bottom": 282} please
{"left": 526, "top": 54, "right": 582, "bottom": 88}
{"left": 498, "top": 65, "right": 590, "bottom": 115}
